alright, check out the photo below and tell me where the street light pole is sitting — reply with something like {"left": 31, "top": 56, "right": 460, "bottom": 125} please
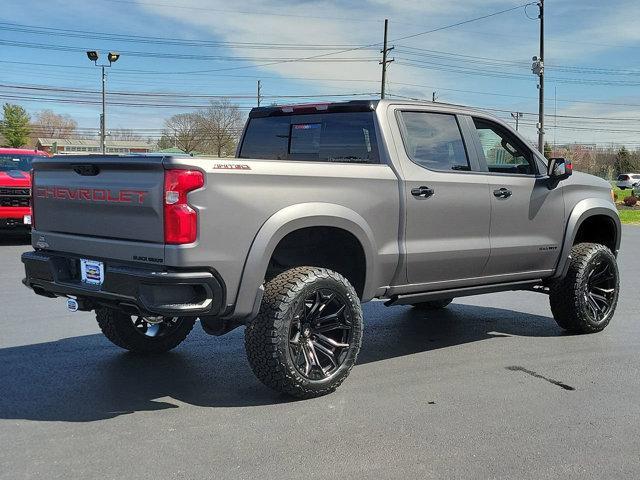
{"left": 86, "top": 51, "right": 120, "bottom": 155}
{"left": 101, "top": 65, "right": 106, "bottom": 154}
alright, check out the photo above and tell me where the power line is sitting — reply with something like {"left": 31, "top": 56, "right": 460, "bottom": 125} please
{"left": 388, "top": 3, "right": 536, "bottom": 43}
{"left": 0, "top": 83, "right": 377, "bottom": 99}
{"left": 11, "top": 87, "right": 640, "bottom": 128}
{"left": 0, "top": 40, "right": 379, "bottom": 62}
{"left": 395, "top": 60, "right": 640, "bottom": 87}
{"left": 0, "top": 21, "right": 366, "bottom": 49}
{"left": 0, "top": 3, "right": 536, "bottom": 76}
{"left": 1, "top": 58, "right": 639, "bottom": 110}
{"left": 394, "top": 46, "right": 640, "bottom": 76}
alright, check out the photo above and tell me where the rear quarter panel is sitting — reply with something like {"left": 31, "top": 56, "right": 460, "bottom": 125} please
{"left": 164, "top": 157, "right": 401, "bottom": 312}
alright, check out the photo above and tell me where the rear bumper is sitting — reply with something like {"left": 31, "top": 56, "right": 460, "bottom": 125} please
{"left": 22, "top": 250, "right": 225, "bottom": 316}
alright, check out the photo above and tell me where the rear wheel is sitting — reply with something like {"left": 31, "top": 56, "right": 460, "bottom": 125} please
{"left": 549, "top": 243, "right": 619, "bottom": 334}
{"left": 412, "top": 298, "right": 453, "bottom": 310}
{"left": 96, "top": 307, "right": 196, "bottom": 353}
{"left": 245, "top": 266, "right": 363, "bottom": 398}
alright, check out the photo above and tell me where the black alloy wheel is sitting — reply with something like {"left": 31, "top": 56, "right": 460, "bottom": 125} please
{"left": 288, "top": 289, "right": 354, "bottom": 381}
{"left": 584, "top": 259, "right": 617, "bottom": 323}
{"left": 131, "top": 315, "right": 183, "bottom": 339}
{"left": 245, "top": 266, "right": 364, "bottom": 398}
{"left": 96, "top": 307, "right": 196, "bottom": 353}
{"left": 549, "top": 242, "right": 619, "bottom": 333}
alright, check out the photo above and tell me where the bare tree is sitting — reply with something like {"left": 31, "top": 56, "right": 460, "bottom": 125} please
{"left": 198, "top": 99, "right": 243, "bottom": 157}
{"left": 161, "top": 112, "right": 206, "bottom": 154}
{"left": 32, "top": 110, "right": 77, "bottom": 138}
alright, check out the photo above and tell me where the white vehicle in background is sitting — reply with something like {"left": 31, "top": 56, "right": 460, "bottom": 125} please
{"left": 616, "top": 173, "right": 640, "bottom": 190}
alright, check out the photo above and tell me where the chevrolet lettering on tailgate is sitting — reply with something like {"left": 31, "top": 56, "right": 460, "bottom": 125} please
{"left": 35, "top": 186, "right": 148, "bottom": 204}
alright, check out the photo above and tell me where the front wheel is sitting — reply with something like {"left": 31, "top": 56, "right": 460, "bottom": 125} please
{"left": 96, "top": 307, "right": 196, "bottom": 353}
{"left": 245, "top": 267, "right": 363, "bottom": 398}
{"left": 549, "top": 243, "right": 619, "bottom": 333}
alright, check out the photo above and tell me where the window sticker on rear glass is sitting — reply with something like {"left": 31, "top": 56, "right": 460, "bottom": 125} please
{"left": 290, "top": 123, "right": 322, "bottom": 155}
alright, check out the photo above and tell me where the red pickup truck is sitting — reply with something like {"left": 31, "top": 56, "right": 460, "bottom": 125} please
{"left": 0, "top": 148, "right": 49, "bottom": 231}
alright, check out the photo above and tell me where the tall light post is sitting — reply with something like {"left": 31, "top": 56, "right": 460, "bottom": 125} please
{"left": 86, "top": 51, "right": 120, "bottom": 154}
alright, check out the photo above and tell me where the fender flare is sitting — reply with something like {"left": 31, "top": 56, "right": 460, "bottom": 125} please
{"left": 226, "top": 202, "right": 378, "bottom": 320}
{"left": 552, "top": 198, "right": 621, "bottom": 279}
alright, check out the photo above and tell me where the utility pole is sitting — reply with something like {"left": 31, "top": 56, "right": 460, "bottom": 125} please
{"left": 511, "top": 112, "right": 523, "bottom": 131}
{"left": 532, "top": 0, "right": 545, "bottom": 154}
{"left": 257, "top": 80, "right": 261, "bottom": 107}
{"left": 380, "top": 19, "right": 394, "bottom": 99}
{"left": 554, "top": 85, "right": 557, "bottom": 152}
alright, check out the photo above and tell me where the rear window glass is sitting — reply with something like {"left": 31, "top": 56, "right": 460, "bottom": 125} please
{"left": 397, "top": 111, "right": 469, "bottom": 171}
{"left": 239, "top": 112, "right": 379, "bottom": 163}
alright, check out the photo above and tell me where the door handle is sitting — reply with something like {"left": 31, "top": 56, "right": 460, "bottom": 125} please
{"left": 493, "top": 188, "right": 512, "bottom": 199}
{"left": 411, "top": 186, "right": 435, "bottom": 198}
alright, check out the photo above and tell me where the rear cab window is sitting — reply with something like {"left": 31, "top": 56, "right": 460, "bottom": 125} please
{"left": 239, "top": 110, "right": 379, "bottom": 164}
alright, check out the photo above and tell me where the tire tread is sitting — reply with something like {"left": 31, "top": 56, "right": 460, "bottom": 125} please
{"left": 549, "top": 242, "right": 618, "bottom": 334}
{"left": 245, "top": 266, "right": 363, "bottom": 399}
{"left": 96, "top": 308, "right": 195, "bottom": 353}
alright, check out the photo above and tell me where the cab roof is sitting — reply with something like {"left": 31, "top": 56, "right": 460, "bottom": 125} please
{"left": 248, "top": 98, "right": 493, "bottom": 119}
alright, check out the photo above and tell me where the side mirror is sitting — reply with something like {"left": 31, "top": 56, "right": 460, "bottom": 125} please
{"left": 547, "top": 157, "right": 572, "bottom": 189}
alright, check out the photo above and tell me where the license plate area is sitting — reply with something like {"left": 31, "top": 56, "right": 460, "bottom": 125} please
{"left": 80, "top": 259, "right": 104, "bottom": 285}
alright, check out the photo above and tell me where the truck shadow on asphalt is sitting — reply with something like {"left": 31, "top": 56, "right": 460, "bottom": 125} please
{"left": 0, "top": 302, "right": 563, "bottom": 422}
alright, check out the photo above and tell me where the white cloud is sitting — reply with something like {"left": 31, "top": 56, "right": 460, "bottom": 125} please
{"left": 130, "top": 0, "right": 640, "bottom": 145}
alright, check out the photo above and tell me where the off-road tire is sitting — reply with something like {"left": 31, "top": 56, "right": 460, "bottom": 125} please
{"left": 549, "top": 243, "right": 619, "bottom": 334}
{"left": 412, "top": 298, "right": 453, "bottom": 310}
{"left": 245, "top": 266, "right": 363, "bottom": 399}
{"left": 96, "top": 307, "right": 196, "bottom": 353}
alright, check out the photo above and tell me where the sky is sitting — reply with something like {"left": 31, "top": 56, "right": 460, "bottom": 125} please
{"left": 1, "top": 0, "right": 640, "bottom": 147}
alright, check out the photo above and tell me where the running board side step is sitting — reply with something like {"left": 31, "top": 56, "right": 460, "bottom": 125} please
{"left": 384, "top": 280, "right": 542, "bottom": 306}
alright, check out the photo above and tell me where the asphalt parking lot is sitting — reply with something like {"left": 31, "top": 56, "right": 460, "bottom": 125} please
{"left": 1, "top": 228, "right": 639, "bottom": 480}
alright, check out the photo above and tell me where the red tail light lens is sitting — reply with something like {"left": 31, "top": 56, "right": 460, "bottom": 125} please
{"left": 164, "top": 169, "right": 204, "bottom": 244}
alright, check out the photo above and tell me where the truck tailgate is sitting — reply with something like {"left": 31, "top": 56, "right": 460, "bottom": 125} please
{"left": 33, "top": 155, "right": 165, "bottom": 243}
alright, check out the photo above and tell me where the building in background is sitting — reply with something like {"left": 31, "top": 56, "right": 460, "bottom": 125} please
{"left": 35, "top": 138, "right": 154, "bottom": 155}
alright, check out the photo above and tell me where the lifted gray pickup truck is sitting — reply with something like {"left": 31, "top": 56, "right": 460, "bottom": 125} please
{"left": 23, "top": 100, "right": 621, "bottom": 398}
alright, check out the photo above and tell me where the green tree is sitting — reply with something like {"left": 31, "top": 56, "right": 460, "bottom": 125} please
{"left": 614, "top": 146, "right": 635, "bottom": 174}
{"left": 543, "top": 141, "right": 552, "bottom": 159}
{"left": 0, "top": 103, "right": 31, "bottom": 147}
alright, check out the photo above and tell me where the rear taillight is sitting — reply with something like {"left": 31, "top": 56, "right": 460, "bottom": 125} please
{"left": 164, "top": 169, "right": 204, "bottom": 244}
{"left": 30, "top": 169, "right": 35, "bottom": 229}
